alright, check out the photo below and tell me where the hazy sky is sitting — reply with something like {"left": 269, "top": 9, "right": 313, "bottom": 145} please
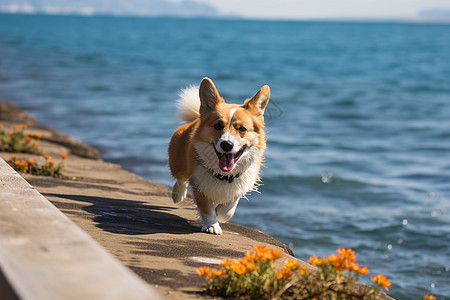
{"left": 196, "top": 0, "right": 450, "bottom": 19}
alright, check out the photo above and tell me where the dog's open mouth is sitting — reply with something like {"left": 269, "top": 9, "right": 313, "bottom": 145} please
{"left": 213, "top": 144, "right": 247, "bottom": 172}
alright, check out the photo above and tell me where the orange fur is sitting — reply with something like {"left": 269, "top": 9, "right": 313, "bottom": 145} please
{"left": 168, "top": 119, "right": 197, "bottom": 182}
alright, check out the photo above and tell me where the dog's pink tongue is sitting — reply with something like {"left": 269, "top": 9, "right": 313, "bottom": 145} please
{"left": 219, "top": 154, "right": 235, "bottom": 172}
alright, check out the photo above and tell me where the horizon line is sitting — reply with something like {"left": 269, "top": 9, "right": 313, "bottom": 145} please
{"left": 1, "top": 10, "right": 450, "bottom": 25}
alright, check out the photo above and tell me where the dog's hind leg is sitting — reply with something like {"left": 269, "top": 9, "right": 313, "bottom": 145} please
{"left": 216, "top": 199, "right": 239, "bottom": 223}
{"left": 172, "top": 180, "right": 188, "bottom": 203}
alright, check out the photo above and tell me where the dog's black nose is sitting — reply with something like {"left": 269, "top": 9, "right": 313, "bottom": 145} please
{"left": 220, "top": 141, "right": 234, "bottom": 152}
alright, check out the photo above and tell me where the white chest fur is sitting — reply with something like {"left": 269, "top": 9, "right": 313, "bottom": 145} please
{"left": 190, "top": 162, "right": 260, "bottom": 205}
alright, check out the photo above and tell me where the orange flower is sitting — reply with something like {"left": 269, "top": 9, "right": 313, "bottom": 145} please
{"left": 251, "top": 245, "right": 283, "bottom": 261}
{"left": 371, "top": 274, "right": 391, "bottom": 291}
{"left": 239, "top": 257, "right": 256, "bottom": 271}
{"left": 284, "top": 259, "right": 300, "bottom": 271}
{"left": 327, "top": 254, "right": 344, "bottom": 270}
{"left": 28, "top": 132, "right": 43, "bottom": 139}
{"left": 244, "top": 250, "right": 257, "bottom": 263}
{"left": 12, "top": 125, "right": 19, "bottom": 130}
{"left": 196, "top": 266, "right": 212, "bottom": 278}
{"left": 13, "top": 160, "right": 28, "bottom": 171}
{"left": 336, "top": 248, "right": 357, "bottom": 262}
{"left": 267, "top": 249, "right": 284, "bottom": 260}
{"left": 43, "top": 155, "right": 52, "bottom": 161}
{"left": 253, "top": 244, "right": 269, "bottom": 257}
{"left": 322, "top": 248, "right": 365, "bottom": 273}
{"left": 253, "top": 244, "right": 266, "bottom": 252}
{"left": 352, "top": 264, "right": 368, "bottom": 275}
{"left": 276, "top": 268, "right": 293, "bottom": 280}
{"left": 220, "top": 258, "right": 234, "bottom": 267}
{"left": 230, "top": 262, "right": 248, "bottom": 275}
{"left": 60, "top": 154, "right": 68, "bottom": 160}
{"left": 211, "top": 268, "right": 226, "bottom": 278}
{"left": 20, "top": 124, "right": 28, "bottom": 129}
{"left": 308, "top": 255, "right": 328, "bottom": 266}
{"left": 423, "top": 294, "right": 436, "bottom": 300}
{"left": 28, "top": 158, "right": 35, "bottom": 163}
{"left": 298, "top": 266, "right": 308, "bottom": 275}
{"left": 308, "top": 255, "right": 319, "bottom": 265}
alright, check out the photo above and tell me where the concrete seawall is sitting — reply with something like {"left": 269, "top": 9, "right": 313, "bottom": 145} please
{"left": 0, "top": 158, "right": 162, "bottom": 300}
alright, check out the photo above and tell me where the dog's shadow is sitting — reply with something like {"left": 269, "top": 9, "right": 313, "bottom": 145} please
{"left": 45, "top": 193, "right": 198, "bottom": 235}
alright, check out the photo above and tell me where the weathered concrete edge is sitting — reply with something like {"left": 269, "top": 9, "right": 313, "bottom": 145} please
{"left": 0, "top": 159, "right": 163, "bottom": 300}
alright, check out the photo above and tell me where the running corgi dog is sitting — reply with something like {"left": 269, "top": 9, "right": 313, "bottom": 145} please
{"left": 168, "top": 77, "right": 270, "bottom": 235}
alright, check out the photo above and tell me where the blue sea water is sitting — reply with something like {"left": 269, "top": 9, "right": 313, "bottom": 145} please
{"left": 1, "top": 14, "right": 449, "bottom": 299}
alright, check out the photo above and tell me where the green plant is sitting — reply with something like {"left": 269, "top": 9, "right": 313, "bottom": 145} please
{"left": 0, "top": 123, "right": 42, "bottom": 153}
{"left": 196, "top": 245, "right": 391, "bottom": 300}
{"left": 197, "top": 245, "right": 287, "bottom": 299}
{"left": 7, "top": 154, "right": 68, "bottom": 178}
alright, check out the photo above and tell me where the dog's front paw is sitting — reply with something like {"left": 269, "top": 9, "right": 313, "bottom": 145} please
{"left": 201, "top": 222, "right": 223, "bottom": 235}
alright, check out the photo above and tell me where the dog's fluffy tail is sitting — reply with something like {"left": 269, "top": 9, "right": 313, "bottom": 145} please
{"left": 176, "top": 85, "right": 200, "bottom": 123}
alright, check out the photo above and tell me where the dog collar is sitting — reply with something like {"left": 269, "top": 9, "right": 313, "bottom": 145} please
{"left": 208, "top": 168, "right": 240, "bottom": 183}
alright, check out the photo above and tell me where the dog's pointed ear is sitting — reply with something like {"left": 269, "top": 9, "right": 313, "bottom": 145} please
{"left": 199, "top": 77, "right": 223, "bottom": 116}
{"left": 244, "top": 85, "right": 270, "bottom": 117}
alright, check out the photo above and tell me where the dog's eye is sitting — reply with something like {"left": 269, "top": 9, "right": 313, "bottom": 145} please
{"left": 238, "top": 126, "right": 247, "bottom": 133}
{"left": 214, "top": 123, "right": 224, "bottom": 131}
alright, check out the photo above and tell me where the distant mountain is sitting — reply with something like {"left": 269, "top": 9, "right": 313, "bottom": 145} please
{"left": 0, "top": 0, "right": 220, "bottom": 17}
{"left": 418, "top": 9, "right": 450, "bottom": 19}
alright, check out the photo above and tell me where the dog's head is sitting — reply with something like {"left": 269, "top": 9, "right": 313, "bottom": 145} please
{"left": 194, "top": 77, "right": 270, "bottom": 174}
